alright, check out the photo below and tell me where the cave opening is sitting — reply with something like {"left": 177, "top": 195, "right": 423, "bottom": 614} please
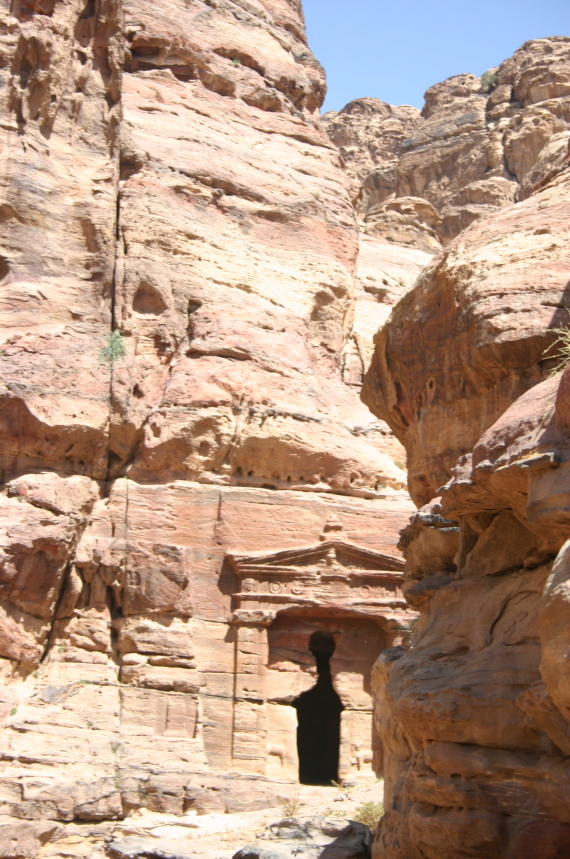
{"left": 292, "top": 631, "right": 344, "bottom": 785}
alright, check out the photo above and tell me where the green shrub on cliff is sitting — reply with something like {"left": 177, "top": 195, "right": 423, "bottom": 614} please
{"left": 99, "top": 331, "right": 126, "bottom": 366}
{"left": 479, "top": 71, "right": 497, "bottom": 94}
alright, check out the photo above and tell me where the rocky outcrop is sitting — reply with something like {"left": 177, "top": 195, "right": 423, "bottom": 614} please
{"left": 369, "top": 368, "right": 570, "bottom": 858}
{"left": 322, "top": 98, "right": 422, "bottom": 206}
{"left": 113, "top": 0, "right": 408, "bottom": 495}
{"left": 233, "top": 816, "right": 371, "bottom": 859}
{"left": 0, "top": 0, "right": 122, "bottom": 481}
{"left": 361, "top": 36, "right": 570, "bottom": 859}
{"left": 329, "top": 38, "right": 570, "bottom": 419}
{"left": 3, "top": 3, "right": 570, "bottom": 857}
{"left": 0, "top": 0, "right": 414, "bottom": 848}
{"left": 325, "top": 38, "right": 570, "bottom": 248}
{"left": 363, "top": 167, "right": 570, "bottom": 505}
{"left": 321, "top": 101, "right": 433, "bottom": 394}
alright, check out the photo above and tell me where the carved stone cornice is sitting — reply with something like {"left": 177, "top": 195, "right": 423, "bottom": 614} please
{"left": 228, "top": 540, "right": 408, "bottom": 624}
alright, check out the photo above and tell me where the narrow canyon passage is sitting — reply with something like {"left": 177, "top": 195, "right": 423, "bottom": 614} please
{"left": 293, "top": 632, "right": 344, "bottom": 785}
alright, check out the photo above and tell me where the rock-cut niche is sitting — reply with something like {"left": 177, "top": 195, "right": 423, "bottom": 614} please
{"left": 133, "top": 282, "right": 167, "bottom": 315}
{"left": 292, "top": 632, "right": 344, "bottom": 785}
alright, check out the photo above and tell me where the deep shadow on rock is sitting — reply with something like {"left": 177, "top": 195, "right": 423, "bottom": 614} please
{"left": 232, "top": 817, "right": 370, "bottom": 859}
{"left": 107, "top": 838, "right": 198, "bottom": 858}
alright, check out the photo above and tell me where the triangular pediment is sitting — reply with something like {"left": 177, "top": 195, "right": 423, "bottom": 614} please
{"left": 228, "top": 540, "right": 404, "bottom": 573}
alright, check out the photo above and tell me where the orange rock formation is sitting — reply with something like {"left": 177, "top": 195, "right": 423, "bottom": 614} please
{"left": 361, "top": 36, "right": 570, "bottom": 859}
{"left": 1, "top": 1, "right": 570, "bottom": 857}
{"left": 0, "top": 2, "right": 413, "bottom": 855}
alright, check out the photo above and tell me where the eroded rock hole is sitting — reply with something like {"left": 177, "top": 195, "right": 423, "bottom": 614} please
{"left": 133, "top": 284, "right": 167, "bottom": 315}
{"left": 19, "top": 58, "right": 33, "bottom": 89}
{"left": 293, "top": 632, "right": 343, "bottom": 785}
{"left": 19, "top": 0, "right": 57, "bottom": 17}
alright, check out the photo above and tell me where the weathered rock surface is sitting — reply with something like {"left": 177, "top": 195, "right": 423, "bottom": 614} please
{"left": 0, "top": 0, "right": 122, "bottom": 481}
{"left": 3, "top": 3, "right": 570, "bottom": 858}
{"left": 324, "top": 38, "right": 570, "bottom": 247}
{"left": 364, "top": 167, "right": 570, "bottom": 505}
{"left": 370, "top": 368, "right": 570, "bottom": 858}
{"left": 0, "top": 0, "right": 413, "bottom": 846}
{"left": 322, "top": 97, "right": 422, "bottom": 205}
{"left": 329, "top": 38, "right": 570, "bottom": 423}
{"left": 107, "top": 837, "right": 197, "bottom": 859}
{"left": 233, "top": 816, "right": 370, "bottom": 859}
{"left": 361, "top": 40, "right": 570, "bottom": 857}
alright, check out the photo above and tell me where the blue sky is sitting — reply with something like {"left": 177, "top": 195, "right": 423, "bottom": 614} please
{"left": 302, "top": 0, "right": 570, "bottom": 113}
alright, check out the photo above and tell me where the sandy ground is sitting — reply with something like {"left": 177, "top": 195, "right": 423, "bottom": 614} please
{"left": 38, "top": 779, "right": 384, "bottom": 859}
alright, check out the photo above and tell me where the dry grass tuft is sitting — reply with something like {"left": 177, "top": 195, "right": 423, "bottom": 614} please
{"left": 280, "top": 790, "right": 303, "bottom": 818}
{"left": 352, "top": 801, "right": 384, "bottom": 829}
{"left": 544, "top": 324, "right": 570, "bottom": 376}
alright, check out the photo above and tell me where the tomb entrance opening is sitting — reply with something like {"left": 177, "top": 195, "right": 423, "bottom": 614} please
{"left": 292, "top": 631, "right": 344, "bottom": 785}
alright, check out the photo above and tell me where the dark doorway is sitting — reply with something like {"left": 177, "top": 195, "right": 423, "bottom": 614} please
{"left": 292, "top": 632, "right": 344, "bottom": 785}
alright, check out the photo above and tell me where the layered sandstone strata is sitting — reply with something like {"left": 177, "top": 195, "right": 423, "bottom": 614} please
{"left": 362, "top": 39, "right": 570, "bottom": 859}
{"left": 369, "top": 366, "right": 570, "bottom": 859}
{"left": 328, "top": 39, "right": 570, "bottom": 413}
{"left": 0, "top": 1, "right": 414, "bottom": 853}
{"left": 324, "top": 38, "right": 570, "bottom": 247}
{"left": 3, "top": 3, "right": 570, "bottom": 857}
{"left": 364, "top": 167, "right": 570, "bottom": 505}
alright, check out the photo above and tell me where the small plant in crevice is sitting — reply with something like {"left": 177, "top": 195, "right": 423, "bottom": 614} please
{"left": 395, "top": 616, "right": 420, "bottom": 648}
{"left": 99, "top": 331, "right": 126, "bottom": 366}
{"left": 543, "top": 319, "right": 570, "bottom": 376}
{"left": 280, "top": 790, "right": 303, "bottom": 818}
{"left": 352, "top": 800, "right": 384, "bottom": 829}
{"left": 232, "top": 57, "right": 241, "bottom": 66}
{"left": 9, "top": 707, "right": 17, "bottom": 717}
{"left": 479, "top": 71, "right": 497, "bottom": 94}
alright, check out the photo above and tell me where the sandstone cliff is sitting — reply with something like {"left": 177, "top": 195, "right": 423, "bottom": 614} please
{"left": 328, "top": 38, "right": 570, "bottom": 420}
{"left": 0, "top": 2, "right": 414, "bottom": 856}
{"left": 325, "top": 38, "right": 570, "bottom": 247}
{"left": 368, "top": 331, "right": 570, "bottom": 859}
{"left": 2, "top": 2, "right": 570, "bottom": 857}
{"left": 361, "top": 36, "right": 570, "bottom": 859}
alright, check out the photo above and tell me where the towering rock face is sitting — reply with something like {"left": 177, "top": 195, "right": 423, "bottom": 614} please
{"left": 322, "top": 100, "right": 434, "bottom": 400}
{"left": 361, "top": 36, "right": 570, "bottom": 859}
{"left": 364, "top": 168, "right": 570, "bottom": 505}
{"left": 369, "top": 361, "right": 570, "bottom": 859}
{"left": 0, "top": 1, "right": 414, "bottom": 851}
{"left": 325, "top": 38, "right": 570, "bottom": 248}
{"left": 326, "top": 38, "right": 570, "bottom": 420}
{"left": 2, "top": 4, "right": 570, "bottom": 856}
